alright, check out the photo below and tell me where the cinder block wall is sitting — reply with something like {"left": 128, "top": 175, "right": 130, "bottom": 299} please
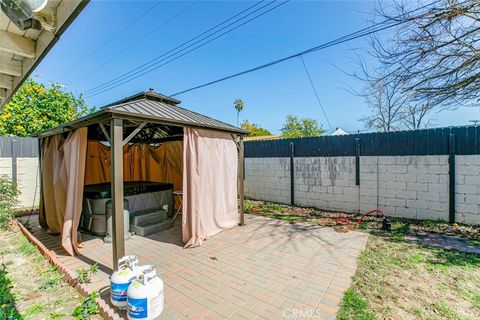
{"left": 0, "top": 137, "right": 40, "bottom": 209}
{"left": 0, "top": 157, "right": 40, "bottom": 208}
{"left": 294, "top": 157, "right": 358, "bottom": 213}
{"left": 244, "top": 157, "right": 291, "bottom": 204}
{"left": 244, "top": 155, "right": 480, "bottom": 225}
{"left": 456, "top": 156, "right": 480, "bottom": 224}
{"left": 0, "top": 158, "right": 12, "bottom": 178}
{"left": 16, "top": 158, "right": 40, "bottom": 208}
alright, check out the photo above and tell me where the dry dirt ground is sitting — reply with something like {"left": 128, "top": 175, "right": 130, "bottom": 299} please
{"left": 0, "top": 224, "right": 100, "bottom": 320}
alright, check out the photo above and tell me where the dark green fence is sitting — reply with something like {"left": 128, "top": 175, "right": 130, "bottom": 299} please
{"left": 245, "top": 125, "right": 480, "bottom": 157}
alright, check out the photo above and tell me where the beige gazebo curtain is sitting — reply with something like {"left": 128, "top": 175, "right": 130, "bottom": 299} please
{"left": 40, "top": 126, "right": 239, "bottom": 253}
{"left": 40, "top": 128, "right": 88, "bottom": 256}
{"left": 182, "top": 128, "right": 239, "bottom": 248}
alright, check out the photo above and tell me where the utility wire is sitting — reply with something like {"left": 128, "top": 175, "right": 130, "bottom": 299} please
{"left": 56, "top": 1, "right": 161, "bottom": 80}
{"left": 84, "top": 0, "right": 277, "bottom": 96}
{"left": 84, "top": 1, "right": 286, "bottom": 97}
{"left": 69, "top": 1, "right": 201, "bottom": 86}
{"left": 86, "top": 0, "right": 290, "bottom": 98}
{"left": 300, "top": 55, "right": 333, "bottom": 132}
{"left": 170, "top": 0, "right": 441, "bottom": 97}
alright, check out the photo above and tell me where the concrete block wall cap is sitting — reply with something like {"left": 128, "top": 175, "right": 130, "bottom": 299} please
{"left": 15, "top": 220, "right": 123, "bottom": 320}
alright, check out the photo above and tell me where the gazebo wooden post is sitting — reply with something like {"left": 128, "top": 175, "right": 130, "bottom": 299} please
{"left": 110, "top": 117, "right": 125, "bottom": 270}
{"left": 38, "top": 138, "right": 46, "bottom": 228}
{"left": 239, "top": 135, "right": 245, "bottom": 225}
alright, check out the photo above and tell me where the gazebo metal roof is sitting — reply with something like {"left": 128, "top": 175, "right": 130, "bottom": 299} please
{"left": 33, "top": 90, "right": 247, "bottom": 139}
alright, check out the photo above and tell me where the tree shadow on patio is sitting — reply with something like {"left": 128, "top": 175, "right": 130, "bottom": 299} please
{"left": 242, "top": 214, "right": 353, "bottom": 259}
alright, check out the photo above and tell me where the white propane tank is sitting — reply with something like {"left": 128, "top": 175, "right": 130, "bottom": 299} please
{"left": 110, "top": 255, "right": 140, "bottom": 309}
{"left": 127, "top": 265, "right": 164, "bottom": 320}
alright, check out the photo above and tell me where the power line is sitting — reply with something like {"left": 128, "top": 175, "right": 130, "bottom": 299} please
{"left": 84, "top": 0, "right": 281, "bottom": 96}
{"left": 170, "top": 0, "right": 441, "bottom": 97}
{"left": 300, "top": 55, "right": 333, "bottom": 132}
{"left": 56, "top": 1, "right": 161, "bottom": 80}
{"left": 83, "top": 0, "right": 267, "bottom": 95}
{"left": 84, "top": 1, "right": 288, "bottom": 97}
{"left": 69, "top": 1, "right": 201, "bottom": 86}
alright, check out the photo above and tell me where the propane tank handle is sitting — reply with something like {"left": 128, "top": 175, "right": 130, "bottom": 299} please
{"left": 118, "top": 255, "right": 138, "bottom": 269}
{"left": 138, "top": 265, "right": 157, "bottom": 285}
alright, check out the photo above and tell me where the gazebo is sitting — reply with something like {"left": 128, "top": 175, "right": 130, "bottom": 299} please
{"left": 33, "top": 90, "right": 247, "bottom": 269}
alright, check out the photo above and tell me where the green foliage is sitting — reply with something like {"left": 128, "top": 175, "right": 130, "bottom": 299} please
{"left": 234, "top": 98, "right": 245, "bottom": 126}
{"left": 461, "top": 288, "right": 480, "bottom": 311}
{"left": 0, "top": 261, "right": 22, "bottom": 320}
{"left": 425, "top": 250, "right": 480, "bottom": 272}
{"left": 39, "top": 273, "right": 64, "bottom": 291}
{"left": 240, "top": 120, "right": 271, "bottom": 137}
{"left": 243, "top": 200, "right": 254, "bottom": 213}
{"left": 0, "top": 177, "right": 19, "bottom": 229}
{"left": 432, "top": 301, "right": 470, "bottom": 320}
{"left": 72, "top": 292, "right": 100, "bottom": 320}
{"left": 24, "top": 302, "right": 45, "bottom": 317}
{"left": 0, "top": 78, "right": 94, "bottom": 137}
{"left": 263, "top": 213, "right": 300, "bottom": 222}
{"left": 261, "top": 202, "right": 285, "bottom": 212}
{"left": 48, "top": 311, "right": 66, "bottom": 319}
{"left": 337, "top": 289, "right": 376, "bottom": 320}
{"left": 281, "top": 114, "right": 325, "bottom": 138}
{"left": 75, "top": 263, "right": 98, "bottom": 284}
{"left": 16, "top": 234, "right": 37, "bottom": 256}
{"left": 233, "top": 98, "right": 244, "bottom": 113}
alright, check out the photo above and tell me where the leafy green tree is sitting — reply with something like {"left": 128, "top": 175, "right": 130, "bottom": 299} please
{"left": 240, "top": 120, "right": 271, "bottom": 137}
{"left": 233, "top": 98, "right": 244, "bottom": 126}
{"left": 281, "top": 114, "right": 325, "bottom": 138}
{"left": 0, "top": 78, "right": 93, "bottom": 136}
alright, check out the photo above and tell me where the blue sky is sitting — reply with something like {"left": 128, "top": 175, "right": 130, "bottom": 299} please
{"left": 34, "top": 0, "right": 479, "bottom": 134}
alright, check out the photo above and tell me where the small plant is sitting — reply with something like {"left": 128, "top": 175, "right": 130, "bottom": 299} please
{"left": 48, "top": 311, "right": 66, "bottom": 319}
{"left": 76, "top": 263, "right": 98, "bottom": 284}
{"left": 0, "top": 177, "right": 19, "bottom": 229}
{"left": 243, "top": 200, "right": 254, "bottom": 213}
{"left": 24, "top": 302, "right": 45, "bottom": 317}
{"left": 39, "top": 273, "right": 64, "bottom": 291}
{"left": 72, "top": 291, "right": 100, "bottom": 320}
{"left": 0, "top": 261, "right": 22, "bottom": 320}
{"left": 261, "top": 202, "right": 285, "bottom": 212}
{"left": 16, "top": 234, "right": 37, "bottom": 256}
{"left": 40, "top": 265, "right": 58, "bottom": 276}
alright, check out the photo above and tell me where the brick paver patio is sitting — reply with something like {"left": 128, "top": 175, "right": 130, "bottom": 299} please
{"left": 25, "top": 214, "right": 367, "bottom": 319}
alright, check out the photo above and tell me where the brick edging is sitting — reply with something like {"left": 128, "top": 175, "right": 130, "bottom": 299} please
{"left": 16, "top": 220, "right": 122, "bottom": 320}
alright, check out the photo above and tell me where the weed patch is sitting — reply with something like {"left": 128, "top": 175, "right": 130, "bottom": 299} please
{"left": 72, "top": 292, "right": 100, "bottom": 320}
{"left": 24, "top": 302, "right": 44, "bottom": 317}
{"left": 0, "top": 227, "right": 99, "bottom": 319}
{"left": 15, "top": 234, "right": 37, "bottom": 256}
{"left": 337, "top": 289, "right": 375, "bottom": 320}
{"left": 76, "top": 263, "right": 99, "bottom": 284}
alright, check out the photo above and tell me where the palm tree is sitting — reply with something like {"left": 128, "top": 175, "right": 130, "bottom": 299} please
{"left": 234, "top": 99, "right": 244, "bottom": 126}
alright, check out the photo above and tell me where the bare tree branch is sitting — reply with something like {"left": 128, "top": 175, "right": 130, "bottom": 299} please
{"left": 370, "top": 0, "right": 480, "bottom": 107}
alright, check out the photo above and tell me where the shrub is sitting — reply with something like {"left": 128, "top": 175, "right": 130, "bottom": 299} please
{"left": 0, "top": 177, "right": 19, "bottom": 229}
